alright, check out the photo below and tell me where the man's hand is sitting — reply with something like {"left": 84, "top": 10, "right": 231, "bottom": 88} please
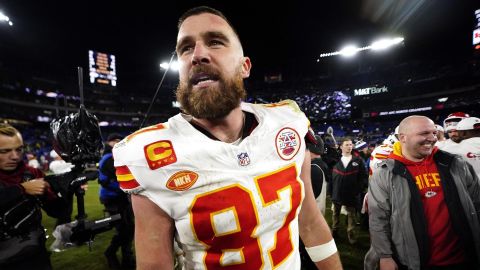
{"left": 379, "top": 257, "right": 398, "bottom": 270}
{"left": 21, "top": 179, "right": 49, "bottom": 195}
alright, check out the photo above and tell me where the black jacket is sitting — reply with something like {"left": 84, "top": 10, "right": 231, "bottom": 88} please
{"left": 0, "top": 162, "right": 66, "bottom": 236}
{"left": 311, "top": 158, "right": 331, "bottom": 198}
{"left": 330, "top": 155, "right": 368, "bottom": 207}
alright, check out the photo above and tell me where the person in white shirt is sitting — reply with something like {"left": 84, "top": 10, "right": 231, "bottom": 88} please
{"left": 49, "top": 150, "right": 76, "bottom": 227}
{"left": 434, "top": 124, "right": 447, "bottom": 149}
{"left": 443, "top": 117, "right": 480, "bottom": 179}
{"left": 49, "top": 150, "right": 74, "bottom": 174}
{"left": 439, "top": 112, "right": 470, "bottom": 149}
{"left": 369, "top": 126, "right": 399, "bottom": 176}
{"left": 26, "top": 153, "right": 40, "bottom": 169}
{"left": 329, "top": 138, "right": 368, "bottom": 244}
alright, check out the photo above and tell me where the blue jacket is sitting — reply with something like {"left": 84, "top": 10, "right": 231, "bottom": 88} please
{"left": 98, "top": 145, "right": 123, "bottom": 201}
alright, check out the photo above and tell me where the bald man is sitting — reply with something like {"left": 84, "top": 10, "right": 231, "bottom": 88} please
{"left": 365, "top": 115, "right": 480, "bottom": 270}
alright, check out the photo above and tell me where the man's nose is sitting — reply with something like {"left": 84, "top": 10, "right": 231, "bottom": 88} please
{"left": 10, "top": 150, "right": 21, "bottom": 160}
{"left": 191, "top": 43, "right": 210, "bottom": 65}
{"left": 428, "top": 133, "right": 438, "bottom": 141}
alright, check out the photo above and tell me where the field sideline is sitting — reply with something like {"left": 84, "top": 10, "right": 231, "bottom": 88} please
{"left": 42, "top": 181, "right": 370, "bottom": 269}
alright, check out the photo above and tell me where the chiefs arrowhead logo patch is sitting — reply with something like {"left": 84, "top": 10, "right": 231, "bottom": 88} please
{"left": 275, "top": 127, "right": 301, "bottom": 160}
{"left": 166, "top": 170, "right": 199, "bottom": 191}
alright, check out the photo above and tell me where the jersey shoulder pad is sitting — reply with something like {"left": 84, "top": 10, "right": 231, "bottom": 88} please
{"left": 254, "top": 100, "right": 307, "bottom": 123}
{"left": 261, "top": 99, "right": 302, "bottom": 113}
{"left": 113, "top": 122, "right": 169, "bottom": 167}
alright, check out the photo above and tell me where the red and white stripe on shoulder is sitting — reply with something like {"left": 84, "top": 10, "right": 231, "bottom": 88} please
{"left": 115, "top": 165, "right": 141, "bottom": 191}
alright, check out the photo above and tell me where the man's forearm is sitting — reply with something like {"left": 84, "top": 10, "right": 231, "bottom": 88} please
{"left": 314, "top": 253, "right": 343, "bottom": 270}
{"left": 300, "top": 213, "right": 343, "bottom": 270}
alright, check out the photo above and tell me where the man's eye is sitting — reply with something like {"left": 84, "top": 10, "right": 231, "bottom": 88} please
{"left": 209, "top": 40, "right": 223, "bottom": 46}
{"left": 179, "top": 45, "right": 193, "bottom": 54}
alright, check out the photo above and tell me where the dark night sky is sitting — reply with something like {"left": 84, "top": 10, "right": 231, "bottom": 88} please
{"left": 0, "top": 0, "right": 478, "bottom": 91}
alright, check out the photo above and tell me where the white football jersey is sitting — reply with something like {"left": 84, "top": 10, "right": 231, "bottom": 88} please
{"left": 434, "top": 139, "right": 447, "bottom": 149}
{"left": 436, "top": 138, "right": 457, "bottom": 150}
{"left": 113, "top": 101, "right": 310, "bottom": 270}
{"left": 442, "top": 137, "right": 480, "bottom": 179}
{"left": 369, "top": 143, "right": 394, "bottom": 175}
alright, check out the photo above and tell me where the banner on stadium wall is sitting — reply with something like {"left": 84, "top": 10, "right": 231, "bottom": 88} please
{"left": 353, "top": 86, "right": 388, "bottom": 96}
{"left": 368, "top": 106, "right": 432, "bottom": 117}
{"left": 264, "top": 73, "right": 282, "bottom": 83}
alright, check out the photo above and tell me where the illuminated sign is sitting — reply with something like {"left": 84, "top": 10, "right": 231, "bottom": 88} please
{"left": 353, "top": 86, "right": 388, "bottom": 96}
{"left": 474, "top": 10, "right": 480, "bottom": 46}
{"left": 475, "top": 9, "right": 480, "bottom": 27}
{"left": 474, "top": 29, "right": 480, "bottom": 46}
{"left": 377, "top": 106, "right": 432, "bottom": 116}
{"left": 89, "top": 50, "right": 117, "bottom": 86}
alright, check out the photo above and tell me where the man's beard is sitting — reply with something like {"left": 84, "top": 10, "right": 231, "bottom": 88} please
{"left": 450, "top": 135, "right": 461, "bottom": 143}
{"left": 176, "top": 65, "right": 246, "bottom": 120}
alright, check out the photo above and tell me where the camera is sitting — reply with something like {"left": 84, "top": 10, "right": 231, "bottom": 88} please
{"left": 44, "top": 168, "right": 98, "bottom": 199}
{"left": 45, "top": 168, "right": 120, "bottom": 247}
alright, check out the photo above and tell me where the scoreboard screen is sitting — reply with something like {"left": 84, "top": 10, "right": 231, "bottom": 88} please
{"left": 89, "top": 50, "right": 117, "bottom": 86}
{"left": 474, "top": 9, "right": 480, "bottom": 46}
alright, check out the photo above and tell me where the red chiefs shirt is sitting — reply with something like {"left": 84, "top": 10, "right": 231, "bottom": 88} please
{"left": 390, "top": 147, "right": 465, "bottom": 266}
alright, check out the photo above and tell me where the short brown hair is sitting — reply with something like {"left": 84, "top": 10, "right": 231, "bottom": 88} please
{"left": 178, "top": 6, "right": 240, "bottom": 38}
{"left": 0, "top": 123, "right": 20, "bottom": 137}
{"left": 340, "top": 137, "right": 353, "bottom": 146}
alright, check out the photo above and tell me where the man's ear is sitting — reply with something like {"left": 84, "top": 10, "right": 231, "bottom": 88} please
{"left": 241, "top": 57, "right": 252, "bottom": 78}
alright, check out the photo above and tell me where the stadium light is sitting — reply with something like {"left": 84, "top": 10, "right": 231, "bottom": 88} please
{"left": 160, "top": 60, "right": 179, "bottom": 71}
{"left": 371, "top": 37, "right": 404, "bottom": 50}
{"left": 339, "top": 45, "right": 359, "bottom": 57}
{"left": 319, "top": 36, "right": 404, "bottom": 58}
{"left": 371, "top": 39, "right": 392, "bottom": 50}
{"left": 0, "top": 11, "right": 13, "bottom": 26}
{"left": 437, "top": 97, "right": 448, "bottom": 103}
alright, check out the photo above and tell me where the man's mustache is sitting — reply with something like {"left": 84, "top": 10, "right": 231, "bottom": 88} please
{"left": 188, "top": 66, "right": 221, "bottom": 86}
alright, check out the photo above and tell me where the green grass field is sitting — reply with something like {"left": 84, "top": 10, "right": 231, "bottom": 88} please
{"left": 42, "top": 181, "right": 116, "bottom": 270}
{"left": 42, "top": 182, "right": 370, "bottom": 269}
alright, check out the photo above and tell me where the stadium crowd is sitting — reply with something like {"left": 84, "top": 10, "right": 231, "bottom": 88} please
{"left": 1, "top": 4, "right": 480, "bottom": 270}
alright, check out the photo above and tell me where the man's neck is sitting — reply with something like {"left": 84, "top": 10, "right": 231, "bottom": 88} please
{"left": 342, "top": 153, "right": 352, "bottom": 158}
{"left": 192, "top": 107, "right": 244, "bottom": 143}
{"left": 401, "top": 148, "right": 425, "bottom": 162}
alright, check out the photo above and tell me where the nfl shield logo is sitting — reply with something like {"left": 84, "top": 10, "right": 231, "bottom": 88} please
{"left": 237, "top": 152, "right": 250, "bottom": 166}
